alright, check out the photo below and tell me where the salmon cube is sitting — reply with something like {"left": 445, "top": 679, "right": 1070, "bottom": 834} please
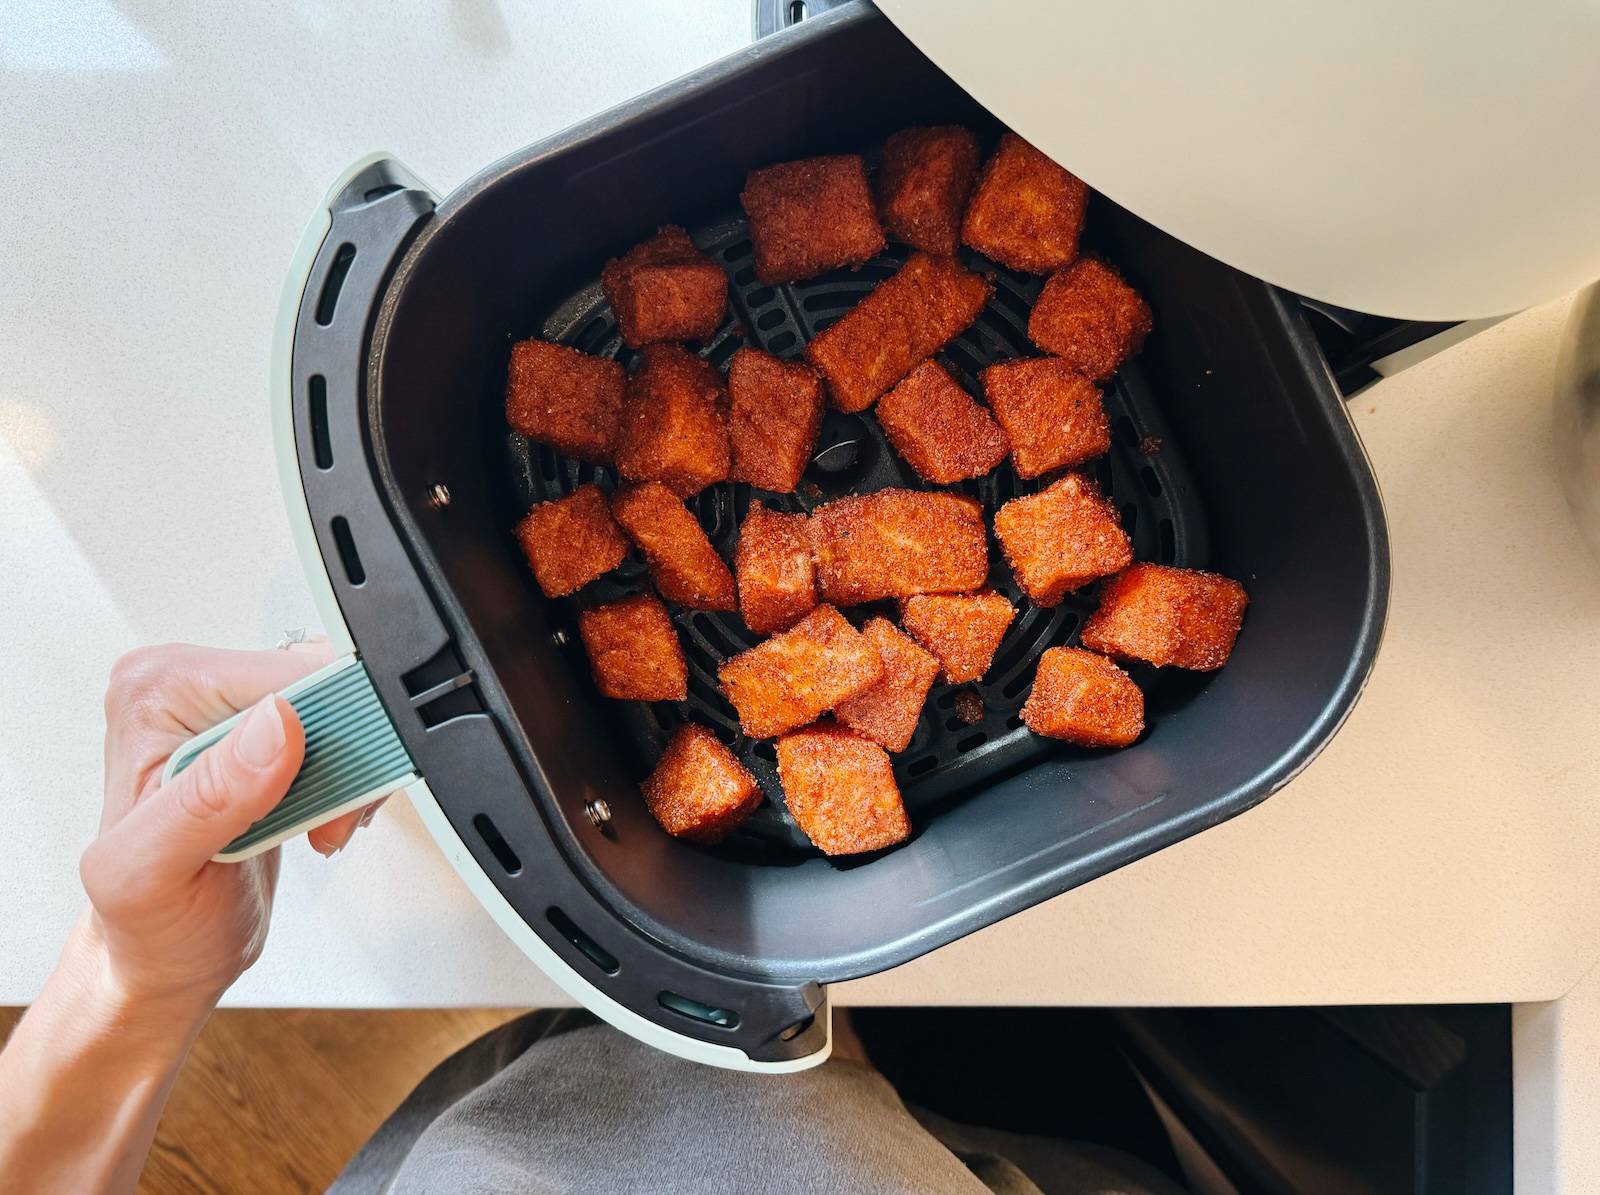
{"left": 578, "top": 594, "right": 687, "bottom": 702}
{"left": 740, "top": 154, "right": 886, "bottom": 285}
{"left": 610, "top": 482, "right": 736, "bottom": 610}
{"left": 505, "top": 340, "right": 624, "bottom": 464}
{"left": 601, "top": 226, "right": 728, "bottom": 349}
{"left": 718, "top": 604, "right": 883, "bottom": 739}
{"left": 1021, "top": 647, "right": 1144, "bottom": 747}
{"left": 805, "top": 251, "right": 992, "bottom": 413}
{"left": 981, "top": 358, "right": 1110, "bottom": 479}
{"left": 876, "top": 125, "right": 981, "bottom": 256}
{"left": 1028, "top": 257, "right": 1152, "bottom": 380}
{"left": 961, "top": 133, "right": 1090, "bottom": 274}
{"left": 900, "top": 589, "right": 1016, "bottom": 683}
{"left": 641, "top": 723, "right": 761, "bottom": 843}
{"left": 808, "top": 489, "right": 989, "bottom": 605}
{"left": 876, "top": 360, "right": 1009, "bottom": 484}
{"left": 735, "top": 503, "right": 817, "bottom": 635}
{"left": 727, "top": 348, "right": 824, "bottom": 493}
{"left": 1080, "top": 563, "right": 1248, "bottom": 671}
{"left": 993, "top": 474, "right": 1132, "bottom": 606}
{"left": 834, "top": 617, "right": 939, "bottom": 752}
{"left": 615, "top": 344, "right": 730, "bottom": 497}
{"left": 515, "top": 484, "right": 629, "bottom": 598}
{"left": 776, "top": 723, "right": 910, "bottom": 855}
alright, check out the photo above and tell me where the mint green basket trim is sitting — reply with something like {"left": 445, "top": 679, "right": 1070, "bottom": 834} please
{"left": 169, "top": 661, "right": 415, "bottom": 854}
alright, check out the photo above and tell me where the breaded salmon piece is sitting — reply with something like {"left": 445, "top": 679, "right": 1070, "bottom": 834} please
{"left": 641, "top": 723, "right": 761, "bottom": 843}
{"left": 876, "top": 125, "right": 981, "bottom": 256}
{"left": 610, "top": 482, "right": 736, "bottom": 610}
{"left": 615, "top": 344, "right": 730, "bottom": 497}
{"left": 961, "top": 133, "right": 1090, "bottom": 274}
{"left": 776, "top": 722, "right": 910, "bottom": 855}
{"left": 993, "top": 473, "right": 1132, "bottom": 606}
{"left": 980, "top": 357, "right": 1111, "bottom": 479}
{"left": 505, "top": 340, "right": 625, "bottom": 464}
{"left": 740, "top": 155, "right": 886, "bottom": 285}
{"left": 805, "top": 252, "right": 992, "bottom": 413}
{"left": 1028, "top": 257, "right": 1152, "bottom": 380}
{"left": 717, "top": 604, "right": 883, "bottom": 739}
{"left": 601, "top": 226, "right": 728, "bottom": 349}
{"left": 515, "top": 484, "right": 629, "bottom": 598}
{"left": 900, "top": 589, "right": 1016, "bottom": 683}
{"left": 578, "top": 594, "right": 687, "bottom": 702}
{"left": 1080, "top": 563, "right": 1248, "bottom": 671}
{"left": 735, "top": 502, "right": 817, "bottom": 635}
{"left": 807, "top": 488, "right": 988, "bottom": 605}
{"left": 834, "top": 617, "right": 938, "bottom": 752}
{"left": 876, "top": 359, "right": 1009, "bottom": 484}
{"left": 1021, "top": 647, "right": 1144, "bottom": 748}
{"left": 727, "top": 348, "right": 824, "bottom": 493}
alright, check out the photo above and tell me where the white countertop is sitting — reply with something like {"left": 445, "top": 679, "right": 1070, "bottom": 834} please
{"left": 5, "top": 0, "right": 1600, "bottom": 1057}
{"left": 0, "top": 0, "right": 753, "bottom": 1001}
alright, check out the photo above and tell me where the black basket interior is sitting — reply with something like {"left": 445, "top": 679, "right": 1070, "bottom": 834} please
{"left": 510, "top": 207, "right": 1207, "bottom": 857}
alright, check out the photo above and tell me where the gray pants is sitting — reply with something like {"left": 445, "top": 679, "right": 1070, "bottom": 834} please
{"left": 330, "top": 1012, "right": 1183, "bottom": 1194}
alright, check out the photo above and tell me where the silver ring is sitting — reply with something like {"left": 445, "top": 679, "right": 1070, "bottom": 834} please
{"left": 275, "top": 628, "right": 308, "bottom": 651}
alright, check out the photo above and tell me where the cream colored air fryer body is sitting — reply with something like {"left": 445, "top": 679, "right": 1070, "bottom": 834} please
{"left": 878, "top": 0, "right": 1600, "bottom": 320}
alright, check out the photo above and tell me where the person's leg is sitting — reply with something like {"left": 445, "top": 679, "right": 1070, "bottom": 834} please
{"left": 329, "top": 1009, "right": 592, "bottom": 1195}
{"left": 367, "top": 1021, "right": 1005, "bottom": 1195}
{"left": 333, "top": 1008, "right": 1181, "bottom": 1195}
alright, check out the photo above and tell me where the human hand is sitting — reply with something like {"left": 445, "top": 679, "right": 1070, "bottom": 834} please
{"left": 0, "top": 640, "right": 394, "bottom": 1192}
{"left": 79, "top": 640, "right": 381, "bottom": 1016}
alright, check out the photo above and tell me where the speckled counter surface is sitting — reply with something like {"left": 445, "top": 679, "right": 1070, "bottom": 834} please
{"left": 3, "top": 5, "right": 1597, "bottom": 1188}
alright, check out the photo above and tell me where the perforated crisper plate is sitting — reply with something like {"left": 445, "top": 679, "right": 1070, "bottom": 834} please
{"left": 504, "top": 207, "right": 1208, "bottom": 858}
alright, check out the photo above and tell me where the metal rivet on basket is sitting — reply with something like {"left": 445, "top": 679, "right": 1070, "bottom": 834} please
{"left": 585, "top": 799, "right": 612, "bottom": 830}
{"left": 426, "top": 483, "right": 451, "bottom": 508}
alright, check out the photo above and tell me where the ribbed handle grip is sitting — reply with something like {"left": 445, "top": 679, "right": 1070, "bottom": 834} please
{"left": 161, "top": 656, "right": 418, "bottom": 861}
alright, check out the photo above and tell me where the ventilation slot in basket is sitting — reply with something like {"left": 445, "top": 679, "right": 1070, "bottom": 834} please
{"left": 309, "top": 375, "right": 333, "bottom": 468}
{"left": 330, "top": 517, "right": 365, "bottom": 585}
{"left": 547, "top": 907, "right": 619, "bottom": 975}
{"left": 473, "top": 813, "right": 521, "bottom": 875}
{"left": 315, "top": 243, "right": 357, "bottom": 326}
{"left": 658, "top": 991, "right": 740, "bottom": 1029}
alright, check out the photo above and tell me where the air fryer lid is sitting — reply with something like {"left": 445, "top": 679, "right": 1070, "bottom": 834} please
{"left": 876, "top": 0, "right": 1600, "bottom": 320}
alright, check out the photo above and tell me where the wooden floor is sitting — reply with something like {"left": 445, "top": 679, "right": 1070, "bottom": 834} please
{"left": 0, "top": 1006, "right": 522, "bottom": 1194}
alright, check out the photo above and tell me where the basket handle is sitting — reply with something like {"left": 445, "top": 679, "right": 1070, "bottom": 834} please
{"left": 161, "top": 656, "right": 418, "bottom": 861}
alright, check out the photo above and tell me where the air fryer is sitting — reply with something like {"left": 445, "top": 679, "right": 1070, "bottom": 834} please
{"left": 172, "top": 5, "right": 1388, "bottom": 1069}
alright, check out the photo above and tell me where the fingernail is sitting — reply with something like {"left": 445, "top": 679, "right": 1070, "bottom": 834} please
{"left": 322, "top": 818, "right": 360, "bottom": 856}
{"left": 236, "top": 697, "right": 286, "bottom": 769}
{"left": 358, "top": 804, "right": 379, "bottom": 829}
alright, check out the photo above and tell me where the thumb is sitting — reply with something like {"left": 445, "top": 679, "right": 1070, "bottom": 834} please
{"left": 124, "top": 696, "right": 305, "bottom": 880}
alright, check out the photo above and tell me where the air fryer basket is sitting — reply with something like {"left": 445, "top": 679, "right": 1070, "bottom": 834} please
{"left": 295, "top": 5, "right": 1387, "bottom": 1061}
{"left": 522, "top": 216, "right": 1206, "bottom": 853}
